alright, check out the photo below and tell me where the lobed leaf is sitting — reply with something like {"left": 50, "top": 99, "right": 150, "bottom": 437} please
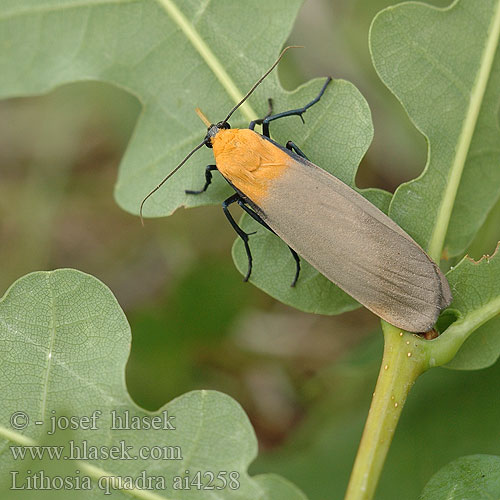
{"left": 370, "top": 0, "right": 500, "bottom": 369}
{"left": 0, "top": 0, "right": 302, "bottom": 215}
{"left": 370, "top": 0, "right": 500, "bottom": 262}
{"left": 0, "top": 0, "right": 391, "bottom": 315}
{"left": 0, "top": 270, "right": 306, "bottom": 499}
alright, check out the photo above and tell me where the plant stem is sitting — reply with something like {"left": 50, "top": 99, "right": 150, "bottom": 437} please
{"left": 344, "top": 322, "right": 428, "bottom": 500}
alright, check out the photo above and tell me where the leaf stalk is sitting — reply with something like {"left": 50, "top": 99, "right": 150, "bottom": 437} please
{"left": 344, "top": 322, "right": 427, "bottom": 500}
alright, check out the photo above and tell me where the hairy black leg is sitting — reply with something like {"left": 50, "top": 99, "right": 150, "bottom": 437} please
{"left": 222, "top": 194, "right": 254, "bottom": 282}
{"left": 185, "top": 164, "right": 218, "bottom": 195}
{"left": 237, "top": 200, "right": 301, "bottom": 287}
{"left": 262, "top": 77, "right": 332, "bottom": 137}
{"left": 249, "top": 98, "right": 274, "bottom": 136}
{"left": 286, "top": 140, "right": 309, "bottom": 160}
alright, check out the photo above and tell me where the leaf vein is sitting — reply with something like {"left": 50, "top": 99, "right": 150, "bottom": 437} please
{"left": 38, "top": 273, "right": 57, "bottom": 425}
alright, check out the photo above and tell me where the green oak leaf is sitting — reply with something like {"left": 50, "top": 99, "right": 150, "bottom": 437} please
{"left": 364, "top": 0, "right": 500, "bottom": 371}
{"left": 0, "top": 0, "right": 391, "bottom": 316}
{"left": 0, "top": 0, "right": 302, "bottom": 214}
{"left": 432, "top": 243, "right": 500, "bottom": 370}
{"left": 370, "top": 0, "right": 500, "bottom": 262}
{"left": 420, "top": 455, "right": 500, "bottom": 500}
{"left": 0, "top": 270, "right": 306, "bottom": 499}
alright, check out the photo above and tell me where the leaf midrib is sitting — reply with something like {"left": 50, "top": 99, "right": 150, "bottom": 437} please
{"left": 427, "top": 0, "right": 500, "bottom": 262}
{"left": 156, "top": 0, "right": 258, "bottom": 122}
{"left": 38, "top": 273, "right": 57, "bottom": 424}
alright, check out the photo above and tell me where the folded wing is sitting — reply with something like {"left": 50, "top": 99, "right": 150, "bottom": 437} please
{"left": 258, "top": 155, "right": 452, "bottom": 332}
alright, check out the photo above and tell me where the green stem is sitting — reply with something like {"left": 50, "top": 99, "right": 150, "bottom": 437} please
{"left": 344, "top": 279, "right": 500, "bottom": 499}
{"left": 344, "top": 322, "right": 428, "bottom": 500}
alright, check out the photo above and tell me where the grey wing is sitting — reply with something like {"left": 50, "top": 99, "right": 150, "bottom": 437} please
{"left": 258, "top": 158, "right": 452, "bottom": 332}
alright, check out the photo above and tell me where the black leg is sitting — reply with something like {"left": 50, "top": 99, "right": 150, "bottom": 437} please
{"left": 237, "top": 200, "right": 301, "bottom": 287}
{"left": 185, "top": 165, "right": 218, "bottom": 195}
{"left": 288, "top": 247, "right": 301, "bottom": 288}
{"left": 222, "top": 194, "right": 254, "bottom": 282}
{"left": 262, "top": 77, "right": 332, "bottom": 137}
{"left": 286, "top": 140, "right": 309, "bottom": 160}
{"left": 249, "top": 98, "right": 274, "bottom": 136}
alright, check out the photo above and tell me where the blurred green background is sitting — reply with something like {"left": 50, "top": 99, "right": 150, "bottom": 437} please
{"left": 1, "top": 0, "right": 499, "bottom": 498}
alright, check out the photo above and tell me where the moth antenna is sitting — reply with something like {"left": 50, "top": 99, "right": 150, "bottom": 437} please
{"left": 139, "top": 139, "right": 207, "bottom": 225}
{"left": 224, "top": 45, "right": 303, "bottom": 123}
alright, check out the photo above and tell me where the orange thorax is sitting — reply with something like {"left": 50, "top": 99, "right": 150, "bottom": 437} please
{"left": 211, "top": 128, "right": 291, "bottom": 204}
